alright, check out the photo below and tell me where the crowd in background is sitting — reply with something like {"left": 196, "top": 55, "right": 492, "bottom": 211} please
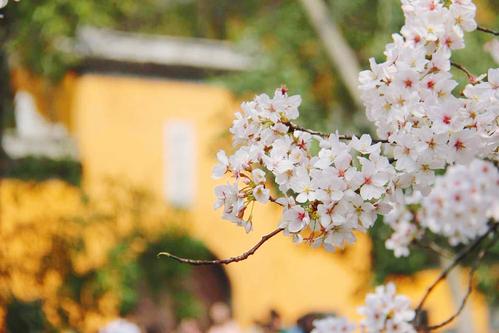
{"left": 101, "top": 303, "right": 330, "bottom": 333}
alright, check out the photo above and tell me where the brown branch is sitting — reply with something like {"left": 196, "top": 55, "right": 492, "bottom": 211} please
{"left": 450, "top": 62, "right": 477, "bottom": 83}
{"left": 298, "top": 0, "right": 363, "bottom": 107}
{"left": 285, "top": 122, "right": 389, "bottom": 143}
{"left": 158, "top": 227, "right": 284, "bottom": 265}
{"left": 413, "top": 239, "right": 453, "bottom": 259}
{"left": 477, "top": 25, "right": 499, "bottom": 36}
{"left": 285, "top": 121, "right": 329, "bottom": 138}
{"left": 426, "top": 236, "right": 497, "bottom": 331}
{"left": 269, "top": 195, "right": 284, "bottom": 206}
{"left": 427, "top": 269, "right": 474, "bottom": 331}
{"left": 414, "top": 223, "right": 497, "bottom": 320}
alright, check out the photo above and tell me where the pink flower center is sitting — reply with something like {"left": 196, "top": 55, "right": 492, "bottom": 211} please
{"left": 454, "top": 139, "right": 465, "bottom": 151}
{"left": 404, "top": 79, "right": 413, "bottom": 88}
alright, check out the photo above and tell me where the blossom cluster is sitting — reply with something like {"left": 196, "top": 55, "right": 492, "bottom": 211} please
{"left": 312, "top": 283, "right": 416, "bottom": 333}
{"left": 213, "top": 88, "right": 396, "bottom": 250}
{"left": 384, "top": 202, "right": 421, "bottom": 258}
{"left": 312, "top": 316, "right": 355, "bottom": 333}
{"left": 359, "top": 0, "right": 498, "bottom": 195}
{"left": 212, "top": 0, "right": 498, "bottom": 254}
{"left": 209, "top": 0, "right": 497, "bottom": 331}
{"left": 420, "top": 159, "right": 499, "bottom": 245}
{"left": 382, "top": 159, "right": 498, "bottom": 256}
{"left": 358, "top": 283, "right": 416, "bottom": 333}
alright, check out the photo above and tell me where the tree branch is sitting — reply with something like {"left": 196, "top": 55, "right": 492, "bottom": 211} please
{"left": 286, "top": 122, "right": 329, "bottom": 138}
{"left": 450, "top": 61, "right": 477, "bottom": 83}
{"left": 477, "top": 25, "right": 499, "bottom": 36}
{"left": 413, "top": 238, "right": 453, "bottom": 259}
{"left": 414, "top": 223, "right": 497, "bottom": 320}
{"left": 286, "top": 121, "right": 389, "bottom": 143}
{"left": 158, "top": 227, "right": 284, "bottom": 265}
{"left": 426, "top": 236, "right": 497, "bottom": 331}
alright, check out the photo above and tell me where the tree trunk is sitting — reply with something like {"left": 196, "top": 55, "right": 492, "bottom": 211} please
{"left": 298, "top": 0, "right": 362, "bottom": 108}
{"left": 0, "top": 46, "right": 13, "bottom": 177}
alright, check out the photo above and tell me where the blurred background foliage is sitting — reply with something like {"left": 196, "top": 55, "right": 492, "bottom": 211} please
{"left": 1, "top": 0, "right": 497, "bottom": 128}
{"left": 0, "top": 178, "right": 215, "bottom": 331}
{"left": 0, "top": 0, "right": 498, "bottom": 330}
{"left": 3, "top": 157, "right": 81, "bottom": 185}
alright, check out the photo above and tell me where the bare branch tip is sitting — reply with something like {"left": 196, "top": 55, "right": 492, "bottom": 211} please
{"left": 157, "top": 252, "right": 171, "bottom": 258}
{"left": 157, "top": 227, "right": 284, "bottom": 266}
{"left": 415, "top": 222, "right": 498, "bottom": 330}
{"left": 477, "top": 25, "right": 499, "bottom": 36}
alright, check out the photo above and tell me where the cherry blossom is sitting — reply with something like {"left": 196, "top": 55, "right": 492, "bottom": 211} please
{"left": 211, "top": 0, "right": 498, "bottom": 258}
{"left": 359, "top": 0, "right": 498, "bottom": 193}
{"left": 194, "top": 0, "right": 497, "bottom": 331}
{"left": 311, "top": 284, "right": 417, "bottom": 333}
{"left": 420, "top": 159, "right": 499, "bottom": 245}
{"left": 358, "top": 283, "right": 416, "bottom": 333}
{"left": 312, "top": 316, "right": 356, "bottom": 333}
{"left": 211, "top": 88, "right": 400, "bottom": 250}
{"left": 384, "top": 204, "right": 421, "bottom": 258}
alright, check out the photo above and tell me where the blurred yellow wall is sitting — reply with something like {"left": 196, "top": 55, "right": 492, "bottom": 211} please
{"left": 6, "top": 71, "right": 492, "bottom": 332}
{"left": 71, "top": 74, "right": 373, "bottom": 326}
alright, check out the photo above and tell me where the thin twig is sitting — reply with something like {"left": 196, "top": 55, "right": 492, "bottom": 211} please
{"left": 425, "top": 236, "right": 497, "bottom": 331}
{"left": 414, "top": 223, "right": 497, "bottom": 315}
{"left": 158, "top": 227, "right": 284, "bottom": 265}
{"left": 427, "top": 269, "right": 474, "bottom": 330}
{"left": 450, "top": 62, "right": 476, "bottom": 83}
{"left": 413, "top": 238, "right": 453, "bottom": 259}
{"left": 285, "top": 121, "right": 389, "bottom": 143}
{"left": 285, "top": 121, "right": 329, "bottom": 138}
{"left": 477, "top": 25, "right": 499, "bottom": 36}
{"left": 269, "top": 195, "right": 284, "bottom": 206}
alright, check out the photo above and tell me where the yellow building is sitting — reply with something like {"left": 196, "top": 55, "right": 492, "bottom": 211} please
{"left": 3, "top": 29, "right": 493, "bottom": 332}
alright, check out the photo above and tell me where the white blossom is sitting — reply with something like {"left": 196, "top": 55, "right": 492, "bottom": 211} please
{"left": 212, "top": 0, "right": 498, "bottom": 255}
{"left": 253, "top": 185, "right": 270, "bottom": 204}
{"left": 358, "top": 283, "right": 416, "bottom": 333}
{"left": 420, "top": 159, "right": 499, "bottom": 245}
{"left": 312, "top": 316, "right": 356, "bottom": 333}
{"left": 359, "top": 0, "right": 498, "bottom": 192}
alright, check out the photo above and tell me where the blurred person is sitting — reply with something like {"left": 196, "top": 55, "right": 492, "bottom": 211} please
{"left": 283, "top": 313, "right": 323, "bottom": 333}
{"left": 254, "top": 309, "right": 283, "bottom": 333}
{"left": 267, "top": 309, "right": 282, "bottom": 332}
{"left": 244, "top": 325, "right": 264, "bottom": 333}
{"left": 176, "top": 318, "right": 202, "bottom": 333}
{"left": 99, "top": 318, "right": 141, "bottom": 333}
{"left": 296, "top": 314, "right": 316, "bottom": 333}
{"left": 207, "top": 302, "right": 242, "bottom": 333}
